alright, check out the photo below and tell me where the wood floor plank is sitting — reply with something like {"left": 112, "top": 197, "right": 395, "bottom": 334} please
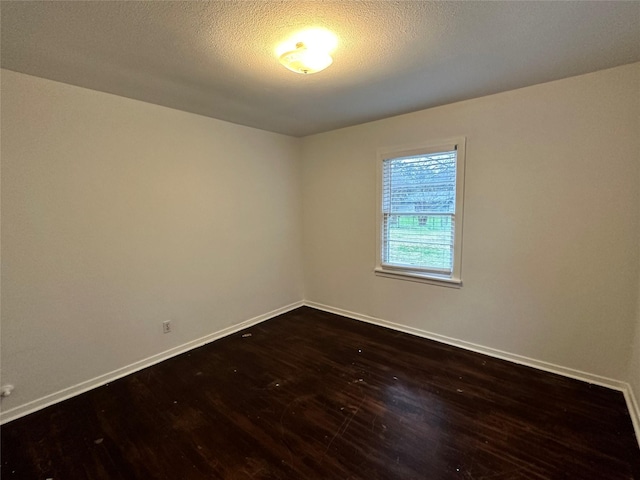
{"left": 2, "top": 306, "right": 639, "bottom": 479}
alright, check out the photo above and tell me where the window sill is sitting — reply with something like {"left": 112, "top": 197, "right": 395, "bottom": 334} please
{"left": 374, "top": 267, "right": 462, "bottom": 288}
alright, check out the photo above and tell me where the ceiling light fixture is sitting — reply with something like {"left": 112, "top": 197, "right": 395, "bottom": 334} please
{"left": 279, "top": 41, "right": 333, "bottom": 74}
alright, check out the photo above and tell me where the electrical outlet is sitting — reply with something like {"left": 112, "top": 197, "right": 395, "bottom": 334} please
{"left": 1, "top": 384, "right": 14, "bottom": 398}
{"left": 162, "top": 320, "right": 171, "bottom": 334}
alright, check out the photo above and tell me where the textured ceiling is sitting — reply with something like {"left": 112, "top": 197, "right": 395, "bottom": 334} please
{"left": 2, "top": 1, "right": 639, "bottom": 137}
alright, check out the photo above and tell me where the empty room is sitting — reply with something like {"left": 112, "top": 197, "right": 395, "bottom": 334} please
{"left": 1, "top": 1, "right": 639, "bottom": 478}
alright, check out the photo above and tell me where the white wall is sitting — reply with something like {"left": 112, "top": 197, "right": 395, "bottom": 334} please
{"left": 628, "top": 161, "right": 640, "bottom": 409}
{"left": 0, "top": 70, "right": 304, "bottom": 416}
{"left": 630, "top": 295, "right": 640, "bottom": 413}
{"left": 302, "top": 63, "right": 640, "bottom": 381}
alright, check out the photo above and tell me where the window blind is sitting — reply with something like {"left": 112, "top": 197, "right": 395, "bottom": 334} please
{"left": 381, "top": 149, "right": 457, "bottom": 275}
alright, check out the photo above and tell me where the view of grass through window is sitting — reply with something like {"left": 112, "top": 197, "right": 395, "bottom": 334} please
{"left": 386, "top": 214, "right": 454, "bottom": 270}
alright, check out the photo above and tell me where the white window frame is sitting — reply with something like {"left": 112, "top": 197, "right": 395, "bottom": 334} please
{"left": 375, "top": 137, "right": 466, "bottom": 288}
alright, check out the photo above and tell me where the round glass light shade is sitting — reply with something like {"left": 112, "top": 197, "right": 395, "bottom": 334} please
{"left": 279, "top": 43, "right": 333, "bottom": 74}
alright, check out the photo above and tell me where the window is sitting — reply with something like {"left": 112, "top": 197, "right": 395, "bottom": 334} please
{"left": 375, "top": 138, "right": 466, "bottom": 287}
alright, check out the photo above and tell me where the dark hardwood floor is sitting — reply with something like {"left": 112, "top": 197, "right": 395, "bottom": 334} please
{"left": 2, "top": 306, "right": 639, "bottom": 479}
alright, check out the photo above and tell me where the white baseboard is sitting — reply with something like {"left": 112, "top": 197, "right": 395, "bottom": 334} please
{"left": 0, "top": 301, "right": 304, "bottom": 425}
{"left": 3, "top": 299, "right": 639, "bottom": 448}
{"left": 623, "top": 384, "right": 640, "bottom": 448}
{"left": 304, "top": 300, "right": 640, "bottom": 446}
